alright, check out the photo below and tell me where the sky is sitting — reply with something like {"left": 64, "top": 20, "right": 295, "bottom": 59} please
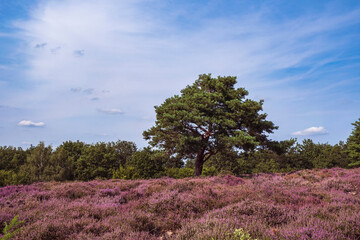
{"left": 0, "top": 0, "right": 360, "bottom": 148}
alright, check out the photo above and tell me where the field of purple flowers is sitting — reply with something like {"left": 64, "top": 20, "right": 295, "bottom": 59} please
{"left": 1, "top": 167, "right": 360, "bottom": 239}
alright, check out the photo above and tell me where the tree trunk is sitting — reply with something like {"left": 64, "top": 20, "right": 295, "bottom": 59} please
{"left": 194, "top": 150, "right": 205, "bottom": 176}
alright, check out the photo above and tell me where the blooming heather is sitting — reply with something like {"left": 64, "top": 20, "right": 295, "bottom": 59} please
{"left": 0, "top": 168, "right": 359, "bottom": 239}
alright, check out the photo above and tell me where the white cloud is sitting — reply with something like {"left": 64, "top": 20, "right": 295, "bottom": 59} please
{"left": 18, "top": 120, "right": 45, "bottom": 127}
{"left": 98, "top": 108, "right": 123, "bottom": 114}
{"left": 292, "top": 126, "right": 328, "bottom": 136}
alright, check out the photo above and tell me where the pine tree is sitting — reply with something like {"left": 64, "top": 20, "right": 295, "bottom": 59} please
{"left": 347, "top": 118, "right": 360, "bottom": 168}
{"left": 143, "top": 74, "right": 277, "bottom": 176}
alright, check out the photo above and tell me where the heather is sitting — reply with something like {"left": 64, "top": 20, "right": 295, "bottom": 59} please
{"left": 1, "top": 167, "right": 359, "bottom": 239}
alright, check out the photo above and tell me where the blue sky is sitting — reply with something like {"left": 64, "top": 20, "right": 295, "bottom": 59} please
{"left": 0, "top": 0, "right": 360, "bottom": 148}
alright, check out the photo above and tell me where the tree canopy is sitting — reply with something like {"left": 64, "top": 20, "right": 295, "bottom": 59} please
{"left": 143, "top": 74, "right": 278, "bottom": 176}
{"left": 347, "top": 118, "right": 360, "bottom": 167}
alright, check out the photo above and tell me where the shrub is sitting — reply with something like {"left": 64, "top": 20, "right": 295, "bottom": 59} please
{"left": 165, "top": 168, "right": 194, "bottom": 178}
{"left": 1, "top": 215, "right": 23, "bottom": 240}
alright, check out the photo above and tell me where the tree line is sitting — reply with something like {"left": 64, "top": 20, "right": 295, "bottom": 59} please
{"left": 1, "top": 74, "right": 359, "bottom": 186}
{"left": 0, "top": 134, "right": 358, "bottom": 186}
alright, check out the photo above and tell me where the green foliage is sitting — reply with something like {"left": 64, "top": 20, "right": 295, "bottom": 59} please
{"left": 54, "top": 140, "right": 87, "bottom": 181}
{"left": 21, "top": 142, "right": 52, "bottom": 182}
{"left": 0, "top": 170, "right": 28, "bottom": 187}
{"left": 165, "top": 167, "right": 194, "bottom": 178}
{"left": 45, "top": 148, "right": 74, "bottom": 181}
{"left": 346, "top": 118, "right": 360, "bottom": 167}
{"left": 295, "top": 139, "right": 349, "bottom": 169}
{"left": 127, "top": 148, "right": 165, "bottom": 179}
{"left": 205, "top": 150, "right": 242, "bottom": 175}
{"left": 232, "top": 228, "right": 258, "bottom": 240}
{"left": 113, "top": 140, "right": 137, "bottom": 167}
{"left": 75, "top": 142, "right": 117, "bottom": 181}
{"left": 1, "top": 215, "right": 23, "bottom": 240}
{"left": 0, "top": 170, "right": 14, "bottom": 187}
{"left": 253, "top": 157, "right": 280, "bottom": 174}
{"left": 0, "top": 146, "right": 26, "bottom": 172}
{"left": 113, "top": 148, "right": 166, "bottom": 180}
{"left": 202, "top": 166, "right": 218, "bottom": 176}
{"left": 210, "top": 228, "right": 257, "bottom": 240}
{"left": 144, "top": 74, "right": 277, "bottom": 176}
{"left": 112, "top": 165, "right": 136, "bottom": 180}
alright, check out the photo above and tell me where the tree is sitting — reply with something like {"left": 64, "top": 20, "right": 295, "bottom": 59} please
{"left": 53, "top": 140, "right": 87, "bottom": 181}
{"left": 21, "top": 142, "right": 52, "bottom": 182}
{"left": 113, "top": 148, "right": 165, "bottom": 179}
{"left": 143, "top": 74, "right": 277, "bottom": 176}
{"left": 346, "top": 118, "right": 360, "bottom": 167}
{"left": 128, "top": 148, "right": 165, "bottom": 179}
{"left": 75, "top": 142, "right": 117, "bottom": 180}
{"left": 112, "top": 140, "right": 137, "bottom": 167}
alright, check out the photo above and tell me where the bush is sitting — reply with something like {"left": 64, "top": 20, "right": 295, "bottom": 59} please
{"left": 202, "top": 166, "right": 218, "bottom": 176}
{"left": 165, "top": 168, "right": 194, "bottom": 178}
{"left": 113, "top": 166, "right": 136, "bottom": 180}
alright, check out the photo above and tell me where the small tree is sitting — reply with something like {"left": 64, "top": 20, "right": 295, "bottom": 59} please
{"left": 347, "top": 118, "right": 360, "bottom": 167}
{"left": 127, "top": 148, "right": 165, "bottom": 179}
{"left": 112, "top": 140, "right": 137, "bottom": 167}
{"left": 21, "top": 142, "right": 52, "bottom": 182}
{"left": 143, "top": 74, "right": 277, "bottom": 176}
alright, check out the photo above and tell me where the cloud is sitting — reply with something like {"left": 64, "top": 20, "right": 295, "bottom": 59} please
{"left": 35, "top": 42, "right": 47, "bottom": 48}
{"left": 0, "top": 65, "right": 9, "bottom": 70}
{"left": 18, "top": 120, "right": 45, "bottom": 127}
{"left": 292, "top": 126, "right": 328, "bottom": 136}
{"left": 98, "top": 108, "right": 123, "bottom": 114}
{"left": 83, "top": 88, "right": 94, "bottom": 95}
{"left": 73, "top": 49, "right": 85, "bottom": 57}
{"left": 50, "top": 46, "right": 61, "bottom": 54}
{"left": 0, "top": 32, "right": 15, "bottom": 38}
{"left": 70, "top": 87, "right": 82, "bottom": 92}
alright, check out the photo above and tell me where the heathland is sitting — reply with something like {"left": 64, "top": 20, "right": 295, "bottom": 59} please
{"left": 1, "top": 167, "right": 359, "bottom": 239}
{"left": 1, "top": 75, "right": 360, "bottom": 239}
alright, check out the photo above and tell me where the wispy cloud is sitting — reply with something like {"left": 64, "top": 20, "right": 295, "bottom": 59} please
{"left": 18, "top": 120, "right": 45, "bottom": 127}
{"left": 50, "top": 46, "right": 61, "bottom": 54}
{"left": 83, "top": 88, "right": 94, "bottom": 95}
{"left": 35, "top": 42, "right": 47, "bottom": 48}
{"left": 70, "top": 87, "right": 82, "bottom": 92}
{"left": 0, "top": 0, "right": 358, "bottom": 146}
{"left": 73, "top": 49, "right": 85, "bottom": 57}
{"left": 0, "top": 65, "right": 10, "bottom": 70}
{"left": 0, "top": 32, "right": 15, "bottom": 38}
{"left": 292, "top": 127, "right": 328, "bottom": 136}
{"left": 98, "top": 108, "right": 123, "bottom": 114}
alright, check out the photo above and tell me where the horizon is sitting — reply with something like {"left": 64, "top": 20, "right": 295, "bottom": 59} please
{"left": 1, "top": 0, "right": 360, "bottom": 148}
